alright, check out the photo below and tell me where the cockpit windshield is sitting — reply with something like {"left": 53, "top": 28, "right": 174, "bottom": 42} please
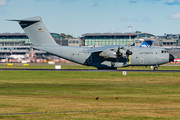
{"left": 161, "top": 50, "right": 168, "bottom": 53}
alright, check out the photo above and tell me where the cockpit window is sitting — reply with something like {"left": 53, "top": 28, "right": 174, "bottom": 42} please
{"left": 161, "top": 50, "right": 168, "bottom": 53}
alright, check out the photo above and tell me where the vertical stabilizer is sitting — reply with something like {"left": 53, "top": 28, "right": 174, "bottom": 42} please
{"left": 10, "top": 17, "right": 57, "bottom": 46}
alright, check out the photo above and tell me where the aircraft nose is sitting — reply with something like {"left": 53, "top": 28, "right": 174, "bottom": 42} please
{"left": 169, "top": 54, "right": 174, "bottom": 62}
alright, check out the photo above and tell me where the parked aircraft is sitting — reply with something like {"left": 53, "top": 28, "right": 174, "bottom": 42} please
{"left": 10, "top": 17, "right": 174, "bottom": 70}
{"left": 9, "top": 49, "right": 26, "bottom": 61}
{"left": 0, "top": 48, "right": 34, "bottom": 63}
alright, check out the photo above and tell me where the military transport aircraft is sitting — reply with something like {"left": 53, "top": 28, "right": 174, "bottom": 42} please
{"left": 10, "top": 17, "right": 174, "bottom": 70}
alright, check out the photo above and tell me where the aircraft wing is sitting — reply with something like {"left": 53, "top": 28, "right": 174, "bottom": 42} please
{"left": 85, "top": 45, "right": 119, "bottom": 53}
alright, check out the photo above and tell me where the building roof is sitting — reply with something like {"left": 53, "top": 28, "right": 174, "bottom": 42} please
{"left": 0, "top": 33, "right": 27, "bottom": 37}
{"left": 82, "top": 33, "right": 139, "bottom": 37}
{"left": 0, "top": 33, "right": 63, "bottom": 37}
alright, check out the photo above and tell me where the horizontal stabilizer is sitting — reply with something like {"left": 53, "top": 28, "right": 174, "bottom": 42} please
{"left": 8, "top": 19, "right": 40, "bottom": 22}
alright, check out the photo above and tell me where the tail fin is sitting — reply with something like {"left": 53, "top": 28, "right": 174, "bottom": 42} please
{"left": 10, "top": 17, "right": 57, "bottom": 46}
{"left": 139, "top": 40, "right": 154, "bottom": 47}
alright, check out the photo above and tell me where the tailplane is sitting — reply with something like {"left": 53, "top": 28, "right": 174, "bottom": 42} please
{"left": 9, "top": 17, "right": 57, "bottom": 46}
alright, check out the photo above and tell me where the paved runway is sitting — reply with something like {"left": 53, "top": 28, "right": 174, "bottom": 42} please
{"left": 0, "top": 68, "right": 180, "bottom": 72}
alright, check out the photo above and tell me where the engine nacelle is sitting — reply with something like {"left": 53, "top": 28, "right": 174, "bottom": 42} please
{"left": 99, "top": 50, "right": 116, "bottom": 58}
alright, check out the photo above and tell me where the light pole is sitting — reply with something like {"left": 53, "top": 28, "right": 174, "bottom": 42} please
{"left": 128, "top": 25, "right": 132, "bottom": 46}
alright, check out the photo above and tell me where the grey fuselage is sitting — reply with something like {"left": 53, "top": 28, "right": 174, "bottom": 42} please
{"left": 36, "top": 45, "right": 170, "bottom": 69}
{"left": 11, "top": 16, "right": 173, "bottom": 69}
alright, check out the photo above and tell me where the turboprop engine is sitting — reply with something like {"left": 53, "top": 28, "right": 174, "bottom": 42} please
{"left": 99, "top": 46, "right": 133, "bottom": 59}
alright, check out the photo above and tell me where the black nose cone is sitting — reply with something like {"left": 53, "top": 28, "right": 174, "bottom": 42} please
{"left": 169, "top": 54, "right": 174, "bottom": 62}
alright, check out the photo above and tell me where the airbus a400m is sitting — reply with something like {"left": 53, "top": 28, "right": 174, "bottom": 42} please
{"left": 10, "top": 17, "right": 174, "bottom": 70}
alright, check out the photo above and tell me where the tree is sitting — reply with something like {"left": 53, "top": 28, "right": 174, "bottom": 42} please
{"left": 61, "top": 33, "right": 66, "bottom": 37}
{"left": 135, "top": 31, "right": 141, "bottom": 33}
{"left": 60, "top": 33, "right": 75, "bottom": 39}
{"left": 67, "top": 34, "right": 74, "bottom": 39}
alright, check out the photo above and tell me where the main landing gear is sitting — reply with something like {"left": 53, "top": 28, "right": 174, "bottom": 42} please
{"left": 154, "top": 67, "right": 158, "bottom": 70}
{"left": 153, "top": 65, "right": 159, "bottom": 70}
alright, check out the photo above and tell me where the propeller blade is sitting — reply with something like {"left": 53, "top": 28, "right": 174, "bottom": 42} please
{"left": 126, "top": 50, "right": 132, "bottom": 55}
{"left": 116, "top": 46, "right": 122, "bottom": 57}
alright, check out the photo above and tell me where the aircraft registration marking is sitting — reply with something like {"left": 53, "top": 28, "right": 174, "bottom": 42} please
{"left": 139, "top": 52, "right": 153, "bottom": 54}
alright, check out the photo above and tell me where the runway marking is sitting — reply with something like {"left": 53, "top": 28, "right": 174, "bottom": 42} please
{"left": 0, "top": 111, "right": 96, "bottom": 116}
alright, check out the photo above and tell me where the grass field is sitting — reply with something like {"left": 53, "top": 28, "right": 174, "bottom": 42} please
{"left": 0, "top": 63, "right": 180, "bottom": 70}
{"left": 0, "top": 65, "right": 180, "bottom": 119}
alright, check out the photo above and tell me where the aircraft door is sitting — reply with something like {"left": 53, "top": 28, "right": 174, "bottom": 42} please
{"left": 155, "top": 57, "right": 158, "bottom": 64}
{"left": 155, "top": 53, "right": 159, "bottom": 64}
{"left": 140, "top": 58, "right": 144, "bottom": 64}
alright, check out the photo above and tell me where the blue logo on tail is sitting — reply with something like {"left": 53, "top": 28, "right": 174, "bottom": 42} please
{"left": 140, "top": 40, "right": 154, "bottom": 47}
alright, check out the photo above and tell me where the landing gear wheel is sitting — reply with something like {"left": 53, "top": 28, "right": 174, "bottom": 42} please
{"left": 154, "top": 67, "right": 158, "bottom": 70}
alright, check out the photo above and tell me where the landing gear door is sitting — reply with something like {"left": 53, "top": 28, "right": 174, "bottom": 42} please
{"left": 87, "top": 55, "right": 92, "bottom": 64}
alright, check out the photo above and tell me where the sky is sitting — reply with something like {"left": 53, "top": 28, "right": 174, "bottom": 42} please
{"left": 0, "top": 0, "right": 180, "bottom": 37}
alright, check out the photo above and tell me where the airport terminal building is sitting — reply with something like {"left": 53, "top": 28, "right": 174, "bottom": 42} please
{"left": 157, "top": 34, "right": 180, "bottom": 47}
{"left": 0, "top": 32, "right": 180, "bottom": 62}
{"left": 1, "top": 32, "right": 179, "bottom": 47}
{"left": 0, "top": 33, "right": 67, "bottom": 58}
{"left": 0, "top": 33, "right": 80, "bottom": 59}
{"left": 0, "top": 33, "right": 67, "bottom": 46}
{"left": 82, "top": 33, "right": 156, "bottom": 46}
{"left": 82, "top": 33, "right": 180, "bottom": 47}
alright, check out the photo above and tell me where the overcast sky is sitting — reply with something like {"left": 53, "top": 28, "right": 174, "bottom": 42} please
{"left": 0, "top": 0, "right": 180, "bottom": 37}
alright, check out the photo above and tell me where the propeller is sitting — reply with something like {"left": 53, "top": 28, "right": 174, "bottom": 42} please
{"left": 116, "top": 46, "right": 122, "bottom": 58}
{"left": 125, "top": 48, "right": 133, "bottom": 64}
{"left": 115, "top": 46, "right": 133, "bottom": 63}
{"left": 126, "top": 49, "right": 132, "bottom": 55}
{"left": 115, "top": 46, "right": 122, "bottom": 63}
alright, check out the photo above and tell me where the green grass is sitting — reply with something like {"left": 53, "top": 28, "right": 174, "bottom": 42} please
{"left": 0, "top": 64, "right": 96, "bottom": 69}
{"left": 0, "top": 63, "right": 180, "bottom": 70}
{"left": 0, "top": 70, "right": 180, "bottom": 119}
